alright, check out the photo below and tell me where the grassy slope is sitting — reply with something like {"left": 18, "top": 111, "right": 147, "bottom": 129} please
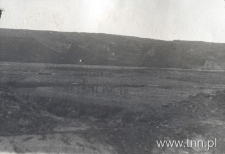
{"left": 1, "top": 28, "right": 225, "bottom": 69}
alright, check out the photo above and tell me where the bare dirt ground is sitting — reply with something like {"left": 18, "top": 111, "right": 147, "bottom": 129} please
{"left": 1, "top": 62, "right": 225, "bottom": 154}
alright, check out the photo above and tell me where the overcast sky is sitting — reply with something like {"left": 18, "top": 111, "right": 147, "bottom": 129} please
{"left": 0, "top": 0, "right": 225, "bottom": 42}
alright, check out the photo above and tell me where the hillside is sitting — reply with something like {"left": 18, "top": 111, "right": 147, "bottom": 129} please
{"left": 1, "top": 28, "right": 225, "bottom": 69}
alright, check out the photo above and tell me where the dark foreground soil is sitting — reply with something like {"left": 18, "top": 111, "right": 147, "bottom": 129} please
{"left": 1, "top": 83, "right": 225, "bottom": 153}
{"left": 0, "top": 85, "right": 56, "bottom": 136}
{"left": 1, "top": 63, "right": 225, "bottom": 153}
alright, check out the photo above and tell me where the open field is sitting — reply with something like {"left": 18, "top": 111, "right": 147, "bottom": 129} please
{"left": 1, "top": 62, "right": 225, "bottom": 153}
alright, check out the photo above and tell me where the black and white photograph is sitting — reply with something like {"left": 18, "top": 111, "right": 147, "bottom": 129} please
{"left": 0, "top": 0, "right": 225, "bottom": 153}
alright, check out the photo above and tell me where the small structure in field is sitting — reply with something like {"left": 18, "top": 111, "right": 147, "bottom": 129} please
{"left": 79, "top": 59, "right": 84, "bottom": 64}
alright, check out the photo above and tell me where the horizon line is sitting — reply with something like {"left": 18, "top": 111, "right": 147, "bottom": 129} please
{"left": 0, "top": 27, "right": 222, "bottom": 44}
